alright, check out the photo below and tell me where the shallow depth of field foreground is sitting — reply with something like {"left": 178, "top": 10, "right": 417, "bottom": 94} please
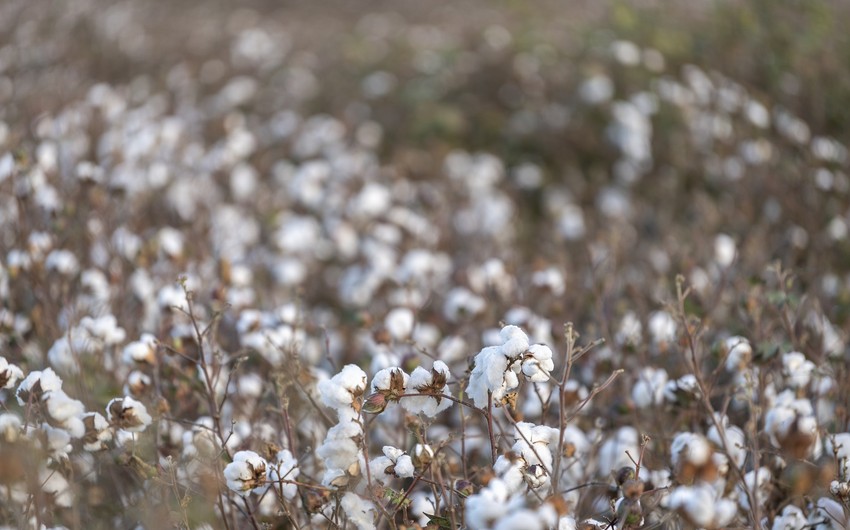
{"left": 1, "top": 1, "right": 850, "bottom": 529}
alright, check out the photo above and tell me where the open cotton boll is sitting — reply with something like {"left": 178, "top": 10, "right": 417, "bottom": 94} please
{"left": 772, "top": 505, "right": 807, "bottom": 530}
{"left": 401, "top": 361, "right": 452, "bottom": 417}
{"left": 341, "top": 492, "right": 377, "bottom": 530}
{"left": 39, "top": 466, "right": 74, "bottom": 508}
{"left": 224, "top": 451, "right": 268, "bottom": 496}
{"left": 670, "top": 432, "right": 713, "bottom": 469}
{"left": 122, "top": 333, "right": 157, "bottom": 365}
{"left": 781, "top": 352, "right": 815, "bottom": 389}
{"left": 368, "top": 446, "right": 414, "bottom": 482}
{"left": 825, "top": 433, "right": 850, "bottom": 479}
{"left": 521, "top": 344, "right": 554, "bottom": 382}
{"left": 317, "top": 364, "right": 367, "bottom": 413}
{"left": 17, "top": 368, "right": 64, "bottom": 405}
{"left": 632, "top": 367, "right": 668, "bottom": 408}
{"left": 268, "top": 449, "right": 300, "bottom": 500}
{"left": 43, "top": 390, "right": 86, "bottom": 438}
{"left": 0, "top": 356, "right": 23, "bottom": 390}
{"left": 106, "top": 396, "right": 153, "bottom": 432}
{"left": 81, "top": 412, "right": 113, "bottom": 451}
{"left": 667, "top": 483, "right": 737, "bottom": 528}
{"left": 714, "top": 233, "right": 737, "bottom": 267}
{"left": 738, "top": 468, "right": 771, "bottom": 512}
{"left": 648, "top": 310, "right": 677, "bottom": 345}
{"left": 384, "top": 307, "right": 414, "bottom": 340}
{"left": 724, "top": 336, "right": 752, "bottom": 371}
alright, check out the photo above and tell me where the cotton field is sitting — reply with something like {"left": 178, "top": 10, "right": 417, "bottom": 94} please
{"left": 1, "top": 1, "right": 849, "bottom": 529}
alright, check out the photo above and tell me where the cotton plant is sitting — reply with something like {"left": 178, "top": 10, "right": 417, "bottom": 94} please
{"left": 316, "top": 364, "right": 369, "bottom": 487}
{"left": 467, "top": 324, "right": 555, "bottom": 409}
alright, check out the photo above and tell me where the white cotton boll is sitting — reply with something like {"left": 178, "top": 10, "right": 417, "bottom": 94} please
{"left": 670, "top": 432, "right": 712, "bottom": 468}
{"left": 317, "top": 421, "right": 363, "bottom": 472}
{"left": 41, "top": 422, "right": 73, "bottom": 455}
{"left": 648, "top": 311, "right": 676, "bottom": 345}
{"left": 106, "top": 396, "right": 152, "bottom": 432}
{"left": 531, "top": 267, "right": 565, "bottom": 296}
{"left": 443, "top": 287, "right": 486, "bottom": 322}
{"left": 385, "top": 308, "right": 414, "bottom": 341}
{"left": 224, "top": 451, "right": 268, "bottom": 496}
{"left": 773, "top": 505, "right": 806, "bottom": 530}
{"left": 438, "top": 336, "right": 468, "bottom": 364}
{"left": 40, "top": 467, "right": 73, "bottom": 508}
{"left": 318, "top": 364, "right": 367, "bottom": 412}
{"left": 597, "top": 427, "right": 639, "bottom": 475}
{"left": 0, "top": 413, "right": 22, "bottom": 442}
{"left": 268, "top": 449, "right": 299, "bottom": 500}
{"left": 493, "top": 510, "right": 546, "bottom": 530}
{"left": 411, "top": 491, "right": 437, "bottom": 526}
{"left": 809, "top": 497, "right": 848, "bottom": 529}
{"left": 611, "top": 40, "right": 641, "bottom": 66}
{"left": 616, "top": 311, "right": 642, "bottom": 346}
{"left": 580, "top": 74, "right": 614, "bottom": 104}
{"left": 521, "top": 344, "right": 554, "bottom": 382}
{"left": 557, "top": 204, "right": 586, "bottom": 240}
{"left": 402, "top": 361, "right": 452, "bottom": 417}
{"left": 122, "top": 333, "right": 157, "bottom": 365}
{"left": 0, "top": 356, "right": 23, "bottom": 389}
{"left": 825, "top": 433, "right": 850, "bottom": 479}
{"left": 664, "top": 374, "right": 701, "bottom": 403}
{"left": 782, "top": 352, "right": 815, "bottom": 389}
{"left": 714, "top": 234, "right": 737, "bottom": 267}
{"left": 708, "top": 424, "right": 746, "bottom": 469}
{"left": 739, "top": 468, "right": 772, "bottom": 512}
{"left": 45, "top": 249, "right": 79, "bottom": 276}
{"left": 157, "top": 284, "right": 188, "bottom": 312}
{"left": 341, "top": 492, "right": 377, "bottom": 530}
{"left": 43, "top": 391, "right": 86, "bottom": 438}
{"left": 82, "top": 314, "right": 126, "bottom": 345}
{"left": 500, "top": 325, "right": 530, "bottom": 358}
{"left": 17, "top": 368, "right": 64, "bottom": 405}
{"left": 668, "top": 484, "right": 737, "bottom": 529}
{"left": 724, "top": 336, "right": 752, "bottom": 371}
{"left": 81, "top": 412, "right": 112, "bottom": 451}
{"left": 632, "top": 367, "right": 668, "bottom": 408}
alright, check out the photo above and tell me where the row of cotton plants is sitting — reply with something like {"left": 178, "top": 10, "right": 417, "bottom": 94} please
{"left": 2, "top": 1, "right": 850, "bottom": 528}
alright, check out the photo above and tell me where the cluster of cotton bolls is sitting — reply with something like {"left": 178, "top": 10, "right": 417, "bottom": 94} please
{"left": 3, "top": 1, "right": 850, "bottom": 527}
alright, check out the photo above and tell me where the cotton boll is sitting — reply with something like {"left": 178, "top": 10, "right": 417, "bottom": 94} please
{"left": 738, "top": 468, "right": 771, "bottom": 512}
{"left": 724, "top": 336, "right": 752, "bottom": 371}
{"left": 106, "top": 396, "right": 152, "bottom": 432}
{"left": 401, "top": 361, "right": 452, "bottom": 417}
{"left": 384, "top": 307, "right": 414, "bottom": 341}
{"left": 443, "top": 287, "right": 486, "bottom": 322}
{"left": 782, "top": 352, "right": 815, "bottom": 389}
{"left": 521, "top": 344, "right": 554, "bottom": 382}
{"left": 648, "top": 311, "right": 676, "bottom": 346}
{"left": 667, "top": 484, "right": 737, "bottom": 529}
{"left": 598, "top": 427, "right": 640, "bottom": 475}
{"left": 632, "top": 367, "right": 668, "bottom": 409}
{"left": 318, "top": 364, "right": 367, "bottom": 414}
{"left": 714, "top": 234, "right": 737, "bottom": 267}
{"left": 0, "top": 356, "right": 23, "bottom": 389}
{"left": 671, "top": 432, "right": 712, "bottom": 469}
{"left": 268, "top": 449, "right": 300, "bottom": 500}
{"left": 17, "top": 368, "right": 64, "bottom": 406}
{"left": 39, "top": 466, "right": 74, "bottom": 508}
{"left": 616, "top": 311, "right": 642, "bottom": 347}
{"left": 341, "top": 492, "right": 376, "bottom": 530}
{"left": 772, "top": 505, "right": 806, "bottom": 530}
{"left": 224, "top": 451, "right": 268, "bottom": 496}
